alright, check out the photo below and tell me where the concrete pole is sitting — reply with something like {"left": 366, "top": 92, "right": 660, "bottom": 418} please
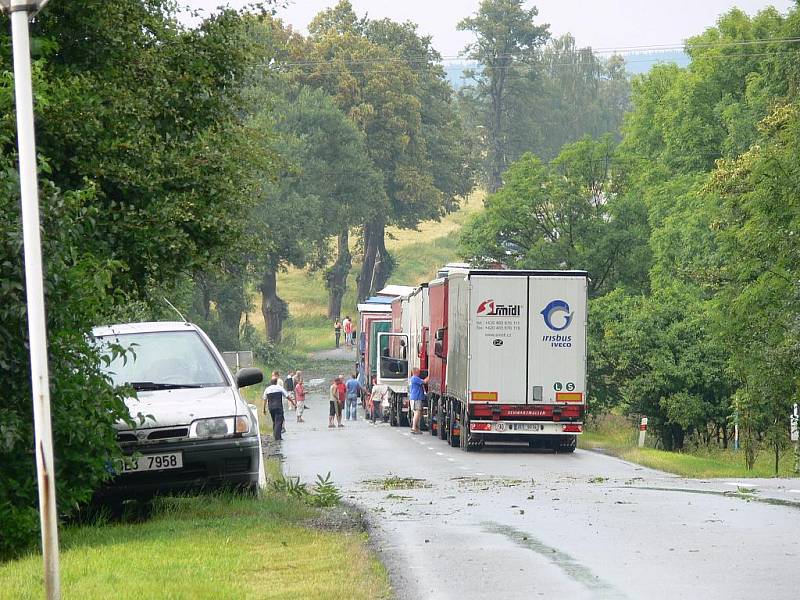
{"left": 638, "top": 416, "right": 647, "bottom": 448}
{"left": 5, "top": 1, "right": 61, "bottom": 598}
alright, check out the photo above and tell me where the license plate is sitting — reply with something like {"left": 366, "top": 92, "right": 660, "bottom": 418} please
{"left": 118, "top": 452, "right": 183, "bottom": 473}
{"left": 513, "top": 423, "right": 541, "bottom": 432}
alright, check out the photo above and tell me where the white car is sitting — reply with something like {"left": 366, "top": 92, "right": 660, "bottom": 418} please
{"left": 92, "top": 321, "right": 263, "bottom": 498}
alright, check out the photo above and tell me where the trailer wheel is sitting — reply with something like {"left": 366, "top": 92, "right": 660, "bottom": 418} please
{"left": 459, "top": 403, "right": 469, "bottom": 452}
{"left": 448, "top": 400, "right": 459, "bottom": 447}
{"left": 429, "top": 400, "right": 437, "bottom": 436}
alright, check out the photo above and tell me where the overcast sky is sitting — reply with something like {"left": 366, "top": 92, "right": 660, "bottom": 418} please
{"left": 182, "top": 1, "right": 795, "bottom": 57}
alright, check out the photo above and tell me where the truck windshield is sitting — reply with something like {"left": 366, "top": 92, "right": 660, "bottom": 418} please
{"left": 95, "top": 331, "right": 227, "bottom": 389}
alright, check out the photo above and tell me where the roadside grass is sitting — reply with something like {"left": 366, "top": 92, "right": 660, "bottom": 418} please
{"left": 248, "top": 191, "right": 483, "bottom": 355}
{"left": 0, "top": 481, "right": 389, "bottom": 600}
{"left": 582, "top": 414, "right": 798, "bottom": 478}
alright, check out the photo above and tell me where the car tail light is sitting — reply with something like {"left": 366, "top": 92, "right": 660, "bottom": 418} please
{"left": 562, "top": 424, "right": 582, "bottom": 433}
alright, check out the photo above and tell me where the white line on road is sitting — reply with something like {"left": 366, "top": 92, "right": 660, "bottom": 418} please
{"left": 436, "top": 452, "right": 444, "bottom": 456}
{"left": 459, "top": 466, "right": 469, "bottom": 470}
{"left": 724, "top": 482, "right": 759, "bottom": 487}
{"left": 789, "top": 490, "right": 800, "bottom": 494}
{"left": 447, "top": 458, "right": 455, "bottom": 462}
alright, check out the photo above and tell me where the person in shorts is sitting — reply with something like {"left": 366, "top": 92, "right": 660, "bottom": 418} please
{"left": 409, "top": 367, "right": 428, "bottom": 434}
{"left": 370, "top": 384, "right": 388, "bottom": 424}
{"left": 294, "top": 371, "right": 306, "bottom": 423}
{"left": 328, "top": 376, "right": 343, "bottom": 428}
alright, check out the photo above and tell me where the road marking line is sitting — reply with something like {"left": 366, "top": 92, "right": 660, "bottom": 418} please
{"left": 459, "top": 466, "right": 469, "bottom": 470}
{"left": 724, "top": 482, "right": 759, "bottom": 487}
{"left": 789, "top": 490, "right": 800, "bottom": 494}
{"left": 427, "top": 446, "right": 435, "bottom": 450}
{"left": 436, "top": 452, "right": 444, "bottom": 456}
{"left": 447, "top": 458, "right": 455, "bottom": 462}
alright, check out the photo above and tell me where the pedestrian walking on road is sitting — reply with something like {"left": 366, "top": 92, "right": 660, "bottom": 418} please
{"left": 409, "top": 367, "right": 428, "bottom": 434}
{"left": 334, "top": 319, "right": 342, "bottom": 349}
{"left": 294, "top": 371, "right": 306, "bottom": 423}
{"left": 345, "top": 373, "right": 362, "bottom": 421}
{"left": 370, "top": 384, "right": 388, "bottom": 424}
{"left": 329, "top": 377, "right": 343, "bottom": 428}
{"left": 336, "top": 375, "right": 347, "bottom": 425}
{"left": 263, "top": 377, "right": 289, "bottom": 441}
{"left": 343, "top": 316, "right": 352, "bottom": 347}
{"left": 285, "top": 370, "right": 296, "bottom": 411}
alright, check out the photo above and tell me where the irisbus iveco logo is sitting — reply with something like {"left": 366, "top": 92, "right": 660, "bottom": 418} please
{"left": 476, "top": 299, "right": 521, "bottom": 317}
{"left": 541, "top": 300, "right": 573, "bottom": 332}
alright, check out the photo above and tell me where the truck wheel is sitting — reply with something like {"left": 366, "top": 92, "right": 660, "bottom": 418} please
{"left": 459, "top": 403, "right": 469, "bottom": 452}
{"left": 448, "top": 400, "right": 459, "bottom": 447}
{"left": 400, "top": 407, "right": 409, "bottom": 427}
{"left": 557, "top": 435, "right": 577, "bottom": 453}
{"left": 429, "top": 401, "right": 437, "bottom": 436}
{"left": 439, "top": 398, "right": 448, "bottom": 441}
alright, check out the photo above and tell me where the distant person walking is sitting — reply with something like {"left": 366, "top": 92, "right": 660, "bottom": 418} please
{"left": 334, "top": 319, "right": 342, "bottom": 349}
{"left": 263, "top": 377, "right": 289, "bottom": 441}
{"left": 409, "top": 367, "right": 428, "bottom": 434}
{"left": 285, "top": 370, "right": 296, "bottom": 411}
{"left": 329, "top": 376, "right": 343, "bottom": 428}
{"left": 343, "top": 316, "right": 352, "bottom": 347}
{"left": 345, "top": 373, "right": 362, "bottom": 421}
{"left": 336, "top": 374, "right": 347, "bottom": 424}
{"left": 294, "top": 371, "right": 306, "bottom": 423}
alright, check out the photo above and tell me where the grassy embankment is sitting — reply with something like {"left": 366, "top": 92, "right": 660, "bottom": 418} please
{"left": 0, "top": 463, "right": 390, "bottom": 600}
{"left": 581, "top": 415, "right": 798, "bottom": 478}
{"left": 249, "top": 191, "right": 483, "bottom": 354}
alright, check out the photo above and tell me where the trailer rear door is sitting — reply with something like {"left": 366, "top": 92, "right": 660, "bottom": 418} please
{"left": 468, "top": 275, "right": 528, "bottom": 404}
{"left": 527, "top": 275, "right": 587, "bottom": 405}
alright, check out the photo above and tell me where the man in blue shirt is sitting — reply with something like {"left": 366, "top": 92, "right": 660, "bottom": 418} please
{"left": 409, "top": 367, "right": 428, "bottom": 434}
{"left": 345, "top": 373, "right": 362, "bottom": 421}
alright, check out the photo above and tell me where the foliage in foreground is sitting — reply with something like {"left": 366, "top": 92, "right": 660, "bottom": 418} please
{"left": 0, "top": 492, "right": 390, "bottom": 600}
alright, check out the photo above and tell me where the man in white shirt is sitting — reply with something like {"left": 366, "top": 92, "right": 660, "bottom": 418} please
{"left": 262, "top": 377, "right": 289, "bottom": 441}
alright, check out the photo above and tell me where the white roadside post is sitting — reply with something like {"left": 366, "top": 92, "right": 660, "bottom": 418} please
{"left": 0, "top": 1, "right": 60, "bottom": 599}
{"left": 638, "top": 416, "right": 648, "bottom": 448}
{"left": 791, "top": 403, "right": 799, "bottom": 474}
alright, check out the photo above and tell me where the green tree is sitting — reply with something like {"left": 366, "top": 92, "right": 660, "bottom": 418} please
{"left": 457, "top": 0, "right": 549, "bottom": 192}
{"left": 460, "top": 137, "right": 650, "bottom": 297}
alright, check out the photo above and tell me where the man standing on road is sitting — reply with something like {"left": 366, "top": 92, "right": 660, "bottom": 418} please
{"left": 345, "top": 373, "right": 362, "bottom": 421}
{"left": 370, "top": 384, "right": 388, "bottom": 424}
{"left": 334, "top": 319, "right": 342, "bottom": 349}
{"left": 329, "top": 376, "right": 343, "bottom": 428}
{"left": 343, "top": 316, "right": 352, "bottom": 347}
{"left": 285, "top": 370, "right": 296, "bottom": 411}
{"left": 263, "top": 377, "right": 289, "bottom": 441}
{"left": 409, "top": 367, "right": 428, "bottom": 434}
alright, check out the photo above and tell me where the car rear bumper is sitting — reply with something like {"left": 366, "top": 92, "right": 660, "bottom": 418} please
{"left": 98, "top": 436, "right": 260, "bottom": 499}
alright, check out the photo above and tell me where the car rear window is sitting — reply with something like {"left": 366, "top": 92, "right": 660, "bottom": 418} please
{"left": 96, "top": 330, "right": 228, "bottom": 388}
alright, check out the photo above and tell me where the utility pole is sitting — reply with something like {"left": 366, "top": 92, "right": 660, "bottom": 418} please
{"left": 0, "top": 1, "right": 60, "bottom": 598}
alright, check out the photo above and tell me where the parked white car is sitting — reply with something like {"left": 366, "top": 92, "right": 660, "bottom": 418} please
{"left": 92, "top": 321, "right": 263, "bottom": 498}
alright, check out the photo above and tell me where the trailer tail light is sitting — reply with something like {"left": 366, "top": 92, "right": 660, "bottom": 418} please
{"left": 470, "top": 422, "right": 492, "bottom": 431}
{"left": 556, "top": 392, "right": 583, "bottom": 403}
{"left": 562, "top": 424, "right": 582, "bottom": 433}
{"left": 471, "top": 391, "right": 498, "bottom": 402}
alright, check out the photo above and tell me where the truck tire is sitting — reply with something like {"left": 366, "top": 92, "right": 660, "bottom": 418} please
{"left": 448, "top": 400, "right": 460, "bottom": 448}
{"left": 429, "top": 399, "right": 437, "bottom": 436}
{"left": 438, "top": 398, "right": 448, "bottom": 441}
{"left": 459, "top": 403, "right": 468, "bottom": 452}
{"left": 557, "top": 435, "right": 577, "bottom": 453}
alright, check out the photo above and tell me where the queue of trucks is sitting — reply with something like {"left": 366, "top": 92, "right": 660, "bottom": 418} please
{"left": 357, "top": 265, "right": 589, "bottom": 452}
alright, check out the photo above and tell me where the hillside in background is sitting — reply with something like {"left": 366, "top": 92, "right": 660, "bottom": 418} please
{"left": 248, "top": 191, "right": 483, "bottom": 353}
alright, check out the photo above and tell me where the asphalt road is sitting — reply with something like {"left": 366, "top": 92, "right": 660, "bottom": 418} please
{"left": 279, "top": 384, "right": 800, "bottom": 600}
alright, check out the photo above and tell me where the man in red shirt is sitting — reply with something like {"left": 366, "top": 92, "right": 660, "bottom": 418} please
{"left": 336, "top": 374, "right": 347, "bottom": 426}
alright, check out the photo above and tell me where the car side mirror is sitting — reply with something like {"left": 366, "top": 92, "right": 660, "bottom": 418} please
{"left": 236, "top": 367, "right": 263, "bottom": 389}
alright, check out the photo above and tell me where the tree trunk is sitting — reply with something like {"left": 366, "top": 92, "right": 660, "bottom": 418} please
{"left": 487, "top": 59, "right": 508, "bottom": 193}
{"left": 357, "top": 222, "right": 379, "bottom": 302}
{"left": 372, "top": 224, "right": 393, "bottom": 292}
{"left": 259, "top": 269, "right": 287, "bottom": 343}
{"left": 326, "top": 229, "right": 351, "bottom": 319}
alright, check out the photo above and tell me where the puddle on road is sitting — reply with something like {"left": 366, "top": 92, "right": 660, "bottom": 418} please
{"left": 622, "top": 486, "right": 800, "bottom": 510}
{"left": 483, "top": 521, "right": 629, "bottom": 600}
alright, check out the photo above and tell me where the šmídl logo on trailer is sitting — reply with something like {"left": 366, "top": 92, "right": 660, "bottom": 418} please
{"left": 476, "top": 299, "right": 520, "bottom": 317}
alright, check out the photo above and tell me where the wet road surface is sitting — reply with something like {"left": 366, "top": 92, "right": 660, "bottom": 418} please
{"left": 279, "top": 388, "right": 800, "bottom": 600}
